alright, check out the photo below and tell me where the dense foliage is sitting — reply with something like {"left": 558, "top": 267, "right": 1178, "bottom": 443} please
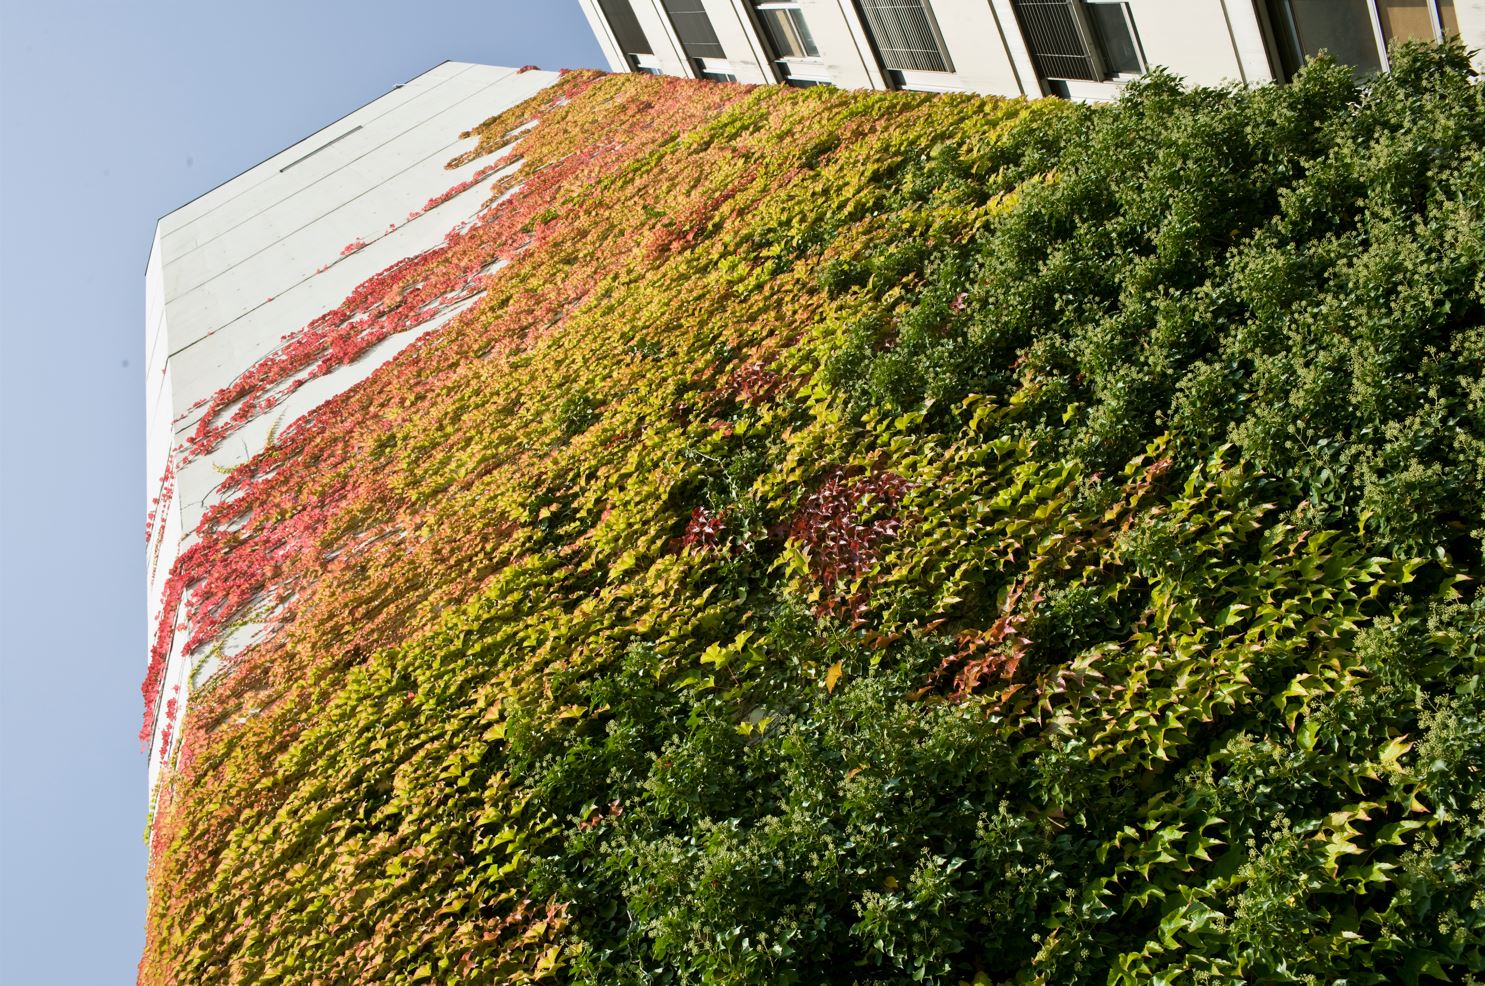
{"left": 142, "top": 47, "right": 1485, "bottom": 985}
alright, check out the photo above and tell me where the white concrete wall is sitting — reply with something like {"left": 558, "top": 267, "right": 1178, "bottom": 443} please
{"left": 1221, "top": 0, "right": 1281, "bottom": 84}
{"left": 932, "top": 0, "right": 1027, "bottom": 95}
{"left": 1126, "top": 0, "right": 1265, "bottom": 87}
{"left": 145, "top": 62, "right": 561, "bottom": 794}
{"left": 1450, "top": 0, "right": 1485, "bottom": 52}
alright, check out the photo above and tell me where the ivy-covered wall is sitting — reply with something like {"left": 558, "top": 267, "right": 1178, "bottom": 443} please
{"left": 142, "top": 47, "right": 1485, "bottom": 984}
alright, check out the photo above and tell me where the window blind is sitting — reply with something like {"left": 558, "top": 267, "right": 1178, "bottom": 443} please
{"left": 1011, "top": 0, "right": 1100, "bottom": 81}
{"left": 661, "top": 0, "right": 727, "bottom": 60}
{"left": 856, "top": 0, "right": 952, "bottom": 73}
{"left": 598, "top": 0, "right": 653, "bottom": 55}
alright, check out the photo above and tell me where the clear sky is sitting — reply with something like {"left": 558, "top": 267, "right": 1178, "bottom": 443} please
{"left": 0, "top": 3, "right": 604, "bottom": 981}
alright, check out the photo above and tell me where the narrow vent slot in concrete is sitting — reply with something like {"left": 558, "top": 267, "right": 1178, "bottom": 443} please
{"left": 279, "top": 126, "right": 364, "bottom": 172}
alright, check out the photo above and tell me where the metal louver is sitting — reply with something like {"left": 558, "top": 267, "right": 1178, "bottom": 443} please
{"left": 598, "top": 0, "right": 653, "bottom": 56}
{"left": 1012, "top": 0, "right": 1101, "bottom": 81}
{"left": 661, "top": 0, "right": 727, "bottom": 60}
{"left": 856, "top": 0, "right": 953, "bottom": 73}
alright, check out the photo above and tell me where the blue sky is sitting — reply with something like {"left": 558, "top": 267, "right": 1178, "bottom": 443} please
{"left": 0, "top": 3, "right": 603, "bottom": 980}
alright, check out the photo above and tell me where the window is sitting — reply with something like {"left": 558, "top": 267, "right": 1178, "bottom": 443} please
{"left": 1011, "top": 0, "right": 1145, "bottom": 84}
{"left": 1263, "top": 0, "right": 1460, "bottom": 81}
{"left": 755, "top": 2, "right": 818, "bottom": 59}
{"left": 1269, "top": 0, "right": 1383, "bottom": 77}
{"left": 1378, "top": 0, "right": 1437, "bottom": 43}
{"left": 1439, "top": 0, "right": 1460, "bottom": 36}
{"left": 855, "top": 0, "right": 954, "bottom": 76}
{"left": 631, "top": 54, "right": 664, "bottom": 75}
{"left": 598, "top": 0, "right": 654, "bottom": 70}
{"left": 1379, "top": 0, "right": 1460, "bottom": 41}
{"left": 696, "top": 57, "right": 739, "bottom": 82}
{"left": 1085, "top": 2, "right": 1143, "bottom": 77}
{"left": 660, "top": 0, "right": 727, "bottom": 61}
{"left": 752, "top": 1, "right": 833, "bottom": 85}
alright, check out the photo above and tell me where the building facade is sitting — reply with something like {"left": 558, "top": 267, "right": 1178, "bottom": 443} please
{"left": 143, "top": 3, "right": 1485, "bottom": 797}
{"left": 145, "top": 63, "right": 561, "bottom": 792}
{"left": 578, "top": 0, "right": 1485, "bottom": 98}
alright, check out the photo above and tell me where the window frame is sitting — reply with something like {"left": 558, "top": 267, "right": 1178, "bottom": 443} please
{"left": 630, "top": 52, "right": 664, "bottom": 75}
{"left": 754, "top": 1, "right": 819, "bottom": 60}
{"left": 750, "top": 0, "right": 834, "bottom": 85}
{"left": 695, "top": 56, "right": 740, "bottom": 82}
{"left": 1084, "top": 0, "right": 1146, "bottom": 80}
{"left": 1262, "top": 0, "right": 1459, "bottom": 81}
{"left": 1372, "top": 0, "right": 1455, "bottom": 68}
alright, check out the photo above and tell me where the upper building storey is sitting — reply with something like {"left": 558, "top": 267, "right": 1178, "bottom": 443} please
{"left": 578, "top": 0, "right": 1485, "bottom": 99}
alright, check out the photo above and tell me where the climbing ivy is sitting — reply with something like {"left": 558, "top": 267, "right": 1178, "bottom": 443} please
{"left": 142, "top": 45, "right": 1485, "bottom": 986}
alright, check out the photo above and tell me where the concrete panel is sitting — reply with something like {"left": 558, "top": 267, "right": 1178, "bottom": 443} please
{"left": 1054, "top": 76, "right": 1126, "bottom": 101}
{"left": 984, "top": 0, "right": 1044, "bottom": 96}
{"left": 1125, "top": 0, "right": 1248, "bottom": 87}
{"left": 932, "top": 0, "right": 1029, "bottom": 96}
{"left": 145, "top": 231, "right": 166, "bottom": 368}
{"left": 173, "top": 294, "right": 481, "bottom": 532}
{"left": 163, "top": 156, "right": 520, "bottom": 428}
{"left": 1220, "top": 0, "right": 1279, "bottom": 83}
{"left": 1449, "top": 0, "right": 1485, "bottom": 65}
{"left": 159, "top": 65, "right": 484, "bottom": 256}
{"left": 160, "top": 71, "right": 555, "bottom": 350}
{"left": 145, "top": 231, "right": 171, "bottom": 434}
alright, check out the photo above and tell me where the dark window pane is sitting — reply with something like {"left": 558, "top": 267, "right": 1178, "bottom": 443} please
{"left": 1377, "top": 0, "right": 1435, "bottom": 43}
{"left": 661, "top": 0, "right": 727, "bottom": 60}
{"left": 856, "top": 0, "right": 953, "bottom": 73}
{"left": 1287, "top": 0, "right": 1384, "bottom": 74}
{"left": 1377, "top": 0, "right": 1435, "bottom": 42}
{"left": 599, "top": 0, "right": 653, "bottom": 56}
{"left": 1088, "top": 3, "right": 1142, "bottom": 76}
{"left": 1440, "top": 0, "right": 1459, "bottom": 35}
{"left": 1012, "top": 0, "right": 1099, "bottom": 81}
{"left": 756, "top": 6, "right": 819, "bottom": 59}
{"left": 1263, "top": 0, "right": 1305, "bottom": 80}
